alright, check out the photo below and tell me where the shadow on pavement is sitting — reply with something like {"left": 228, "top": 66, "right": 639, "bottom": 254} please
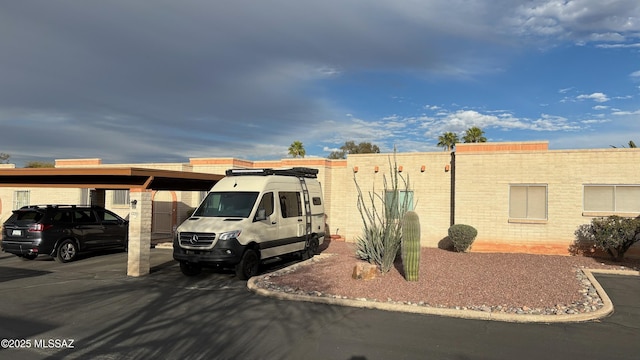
{"left": 0, "top": 266, "right": 51, "bottom": 283}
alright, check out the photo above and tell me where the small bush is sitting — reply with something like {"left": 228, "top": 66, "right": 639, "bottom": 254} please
{"left": 578, "top": 215, "right": 640, "bottom": 261}
{"left": 448, "top": 224, "right": 477, "bottom": 252}
{"left": 570, "top": 223, "right": 597, "bottom": 256}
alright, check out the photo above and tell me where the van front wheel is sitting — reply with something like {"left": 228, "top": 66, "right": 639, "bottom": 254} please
{"left": 235, "top": 249, "right": 259, "bottom": 280}
{"left": 180, "top": 261, "right": 202, "bottom": 276}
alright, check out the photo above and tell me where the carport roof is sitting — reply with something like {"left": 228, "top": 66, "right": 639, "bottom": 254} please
{"left": 0, "top": 167, "right": 223, "bottom": 191}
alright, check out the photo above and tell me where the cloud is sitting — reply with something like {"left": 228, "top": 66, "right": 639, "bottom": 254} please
{"left": 0, "top": 1, "right": 637, "bottom": 165}
{"left": 596, "top": 43, "right": 640, "bottom": 48}
{"left": 577, "top": 92, "right": 610, "bottom": 102}
{"left": 611, "top": 109, "right": 640, "bottom": 116}
{"left": 510, "top": 0, "right": 640, "bottom": 43}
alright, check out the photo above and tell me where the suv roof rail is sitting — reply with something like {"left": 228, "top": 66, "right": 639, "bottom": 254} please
{"left": 19, "top": 205, "right": 76, "bottom": 209}
{"left": 19, "top": 204, "right": 97, "bottom": 210}
{"left": 225, "top": 167, "right": 318, "bottom": 178}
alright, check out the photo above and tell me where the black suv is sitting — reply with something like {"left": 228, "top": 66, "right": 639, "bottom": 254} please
{"left": 1, "top": 205, "right": 128, "bottom": 262}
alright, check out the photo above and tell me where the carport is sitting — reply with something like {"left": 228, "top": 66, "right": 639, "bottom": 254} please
{"left": 0, "top": 167, "right": 223, "bottom": 276}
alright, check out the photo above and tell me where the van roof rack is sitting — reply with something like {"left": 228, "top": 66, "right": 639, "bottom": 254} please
{"left": 225, "top": 167, "right": 318, "bottom": 178}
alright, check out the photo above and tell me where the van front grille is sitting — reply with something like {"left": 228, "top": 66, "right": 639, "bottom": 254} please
{"left": 179, "top": 232, "right": 216, "bottom": 247}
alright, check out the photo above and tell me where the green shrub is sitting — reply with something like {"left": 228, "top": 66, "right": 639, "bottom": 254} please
{"left": 448, "top": 224, "right": 477, "bottom": 252}
{"left": 579, "top": 215, "right": 640, "bottom": 261}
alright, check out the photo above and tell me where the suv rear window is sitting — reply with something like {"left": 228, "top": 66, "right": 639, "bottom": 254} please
{"left": 10, "top": 210, "right": 44, "bottom": 222}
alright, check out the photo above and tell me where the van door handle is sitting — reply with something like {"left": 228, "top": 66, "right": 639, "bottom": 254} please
{"left": 298, "top": 219, "right": 303, "bottom": 222}
{"left": 272, "top": 221, "right": 277, "bottom": 225}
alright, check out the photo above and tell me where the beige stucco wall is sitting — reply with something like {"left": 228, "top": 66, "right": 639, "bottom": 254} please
{"left": 0, "top": 187, "right": 85, "bottom": 223}
{"left": 2, "top": 143, "right": 639, "bottom": 257}
{"left": 342, "top": 151, "right": 453, "bottom": 247}
{"left": 454, "top": 144, "right": 640, "bottom": 255}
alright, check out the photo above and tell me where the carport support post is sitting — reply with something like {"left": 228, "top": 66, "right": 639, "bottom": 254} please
{"left": 127, "top": 188, "right": 152, "bottom": 277}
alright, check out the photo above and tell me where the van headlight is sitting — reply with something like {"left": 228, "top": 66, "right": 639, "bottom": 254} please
{"left": 218, "top": 230, "right": 241, "bottom": 240}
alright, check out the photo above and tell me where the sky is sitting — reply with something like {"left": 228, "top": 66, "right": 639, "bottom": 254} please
{"left": 1, "top": 0, "right": 639, "bottom": 167}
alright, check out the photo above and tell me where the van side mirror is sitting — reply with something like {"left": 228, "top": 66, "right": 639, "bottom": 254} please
{"left": 254, "top": 208, "right": 267, "bottom": 221}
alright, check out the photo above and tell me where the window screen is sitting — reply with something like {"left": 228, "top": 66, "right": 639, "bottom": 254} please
{"left": 13, "top": 190, "right": 30, "bottom": 209}
{"left": 509, "top": 185, "right": 547, "bottom": 220}
{"left": 112, "top": 190, "right": 130, "bottom": 205}
{"left": 384, "top": 190, "right": 414, "bottom": 219}
{"left": 584, "top": 185, "right": 640, "bottom": 212}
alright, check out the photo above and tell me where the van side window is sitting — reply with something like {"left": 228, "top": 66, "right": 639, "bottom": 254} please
{"left": 312, "top": 197, "right": 322, "bottom": 205}
{"left": 257, "top": 192, "right": 274, "bottom": 217}
{"left": 279, "top": 192, "right": 302, "bottom": 218}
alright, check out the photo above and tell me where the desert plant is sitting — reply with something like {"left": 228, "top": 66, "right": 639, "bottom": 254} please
{"left": 448, "top": 224, "right": 477, "bottom": 252}
{"left": 354, "top": 150, "right": 411, "bottom": 273}
{"left": 570, "top": 223, "right": 597, "bottom": 256}
{"left": 401, "top": 211, "right": 421, "bottom": 281}
{"left": 580, "top": 215, "right": 640, "bottom": 261}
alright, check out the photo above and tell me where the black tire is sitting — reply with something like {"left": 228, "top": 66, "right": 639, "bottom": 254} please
{"left": 302, "top": 237, "right": 319, "bottom": 260}
{"left": 19, "top": 254, "right": 38, "bottom": 260}
{"left": 56, "top": 239, "right": 78, "bottom": 263}
{"left": 235, "top": 249, "right": 260, "bottom": 280}
{"left": 308, "top": 237, "right": 319, "bottom": 257}
{"left": 180, "top": 261, "right": 202, "bottom": 276}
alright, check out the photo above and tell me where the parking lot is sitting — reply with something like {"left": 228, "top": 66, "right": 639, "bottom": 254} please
{"left": 1, "top": 248, "right": 639, "bottom": 360}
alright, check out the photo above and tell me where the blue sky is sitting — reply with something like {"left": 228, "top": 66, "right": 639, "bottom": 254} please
{"left": 1, "top": 0, "right": 639, "bottom": 166}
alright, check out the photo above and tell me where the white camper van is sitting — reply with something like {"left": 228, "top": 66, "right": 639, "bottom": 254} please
{"left": 173, "top": 167, "right": 325, "bottom": 279}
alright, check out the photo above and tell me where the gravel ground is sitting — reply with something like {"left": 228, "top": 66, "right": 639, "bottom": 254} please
{"left": 255, "top": 240, "right": 640, "bottom": 316}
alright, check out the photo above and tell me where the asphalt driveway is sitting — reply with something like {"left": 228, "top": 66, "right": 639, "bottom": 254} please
{"left": 0, "top": 249, "right": 638, "bottom": 360}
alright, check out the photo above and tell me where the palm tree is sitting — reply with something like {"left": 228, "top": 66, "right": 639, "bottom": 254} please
{"left": 288, "top": 141, "right": 306, "bottom": 158}
{"left": 462, "top": 126, "right": 487, "bottom": 143}
{"left": 610, "top": 140, "right": 637, "bottom": 148}
{"left": 437, "top": 132, "right": 459, "bottom": 151}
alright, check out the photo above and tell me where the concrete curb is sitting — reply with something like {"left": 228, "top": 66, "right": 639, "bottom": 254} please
{"left": 247, "top": 256, "right": 640, "bottom": 323}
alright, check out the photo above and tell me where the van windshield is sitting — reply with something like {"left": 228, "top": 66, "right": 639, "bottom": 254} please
{"left": 193, "top": 192, "right": 259, "bottom": 218}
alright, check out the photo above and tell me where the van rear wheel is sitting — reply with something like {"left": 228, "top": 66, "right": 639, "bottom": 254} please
{"left": 302, "top": 237, "right": 319, "bottom": 260}
{"left": 180, "top": 261, "right": 202, "bottom": 276}
{"left": 235, "top": 249, "right": 259, "bottom": 280}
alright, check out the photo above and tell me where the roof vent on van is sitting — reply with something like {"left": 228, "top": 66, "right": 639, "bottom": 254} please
{"left": 225, "top": 167, "right": 318, "bottom": 178}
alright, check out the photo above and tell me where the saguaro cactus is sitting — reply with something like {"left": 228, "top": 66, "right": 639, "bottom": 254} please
{"left": 401, "top": 211, "right": 421, "bottom": 281}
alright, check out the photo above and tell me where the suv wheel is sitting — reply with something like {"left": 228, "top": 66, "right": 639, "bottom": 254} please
{"left": 56, "top": 240, "right": 78, "bottom": 263}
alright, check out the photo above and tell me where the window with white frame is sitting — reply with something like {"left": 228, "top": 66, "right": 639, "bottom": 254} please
{"left": 112, "top": 190, "right": 130, "bottom": 206}
{"left": 509, "top": 184, "right": 547, "bottom": 220}
{"left": 13, "top": 190, "right": 30, "bottom": 209}
{"left": 584, "top": 185, "right": 640, "bottom": 213}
